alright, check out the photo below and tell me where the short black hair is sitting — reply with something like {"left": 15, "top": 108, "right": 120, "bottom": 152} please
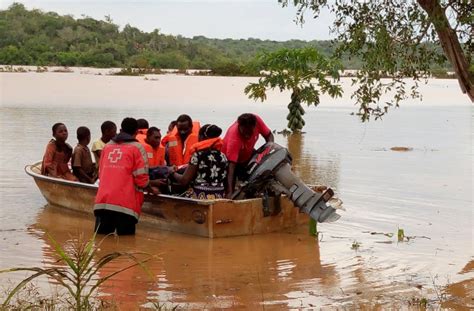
{"left": 168, "top": 120, "right": 177, "bottom": 131}
{"left": 52, "top": 122, "right": 65, "bottom": 135}
{"left": 199, "top": 124, "right": 222, "bottom": 139}
{"left": 100, "top": 121, "right": 116, "bottom": 134}
{"left": 137, "top": 118, "right": 149, "bottom": 129}
{"left": 147, "top": 126, "right": 161, "bottom": 137}
{"left": 237, "top": 113, "right": 257, "bottom": 128}
{"left": 176, "top": 114, "right": 192, "bottom": 125}
{"left": 121, "top": 117, "right": 138, "bottom": 135}
{"left": 76, "top": 126, "right": 91, "bottom": 141}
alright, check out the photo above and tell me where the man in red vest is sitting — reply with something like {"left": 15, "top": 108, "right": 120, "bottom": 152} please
{"left": 94, "top": 117, "right": 151, "bottom": 235}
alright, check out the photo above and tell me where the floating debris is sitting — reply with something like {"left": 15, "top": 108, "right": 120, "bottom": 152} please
{"left": 391, "top": 146, "right": 413, "bottom": 152}
{"left": 351, "top": 241, "right": 361, "bottom": 250}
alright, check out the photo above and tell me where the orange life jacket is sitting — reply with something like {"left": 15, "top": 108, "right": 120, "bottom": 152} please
{"left": 135, "top": 129, "right": 148, "bottom": 145}
{"left": 162, "top": 121, "right": 200, "bottom": 147}
{"left": 167, "top": 133, "right": 199, "bottom": 166}
{"left": 142, "top": 142, "right": 166, "bottom": 167}
{"left": 189, "top": 137, "right": 223, "bottom": 155}
{"left": 166, "top": 121, "right": 200, "bottom": 166}
{"left": 160, "top": 133, "right": 172, "bottom": 147}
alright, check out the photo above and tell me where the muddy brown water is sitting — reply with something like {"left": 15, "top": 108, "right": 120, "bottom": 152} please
{"left": 0, "top": 72, "right": 472, "bottom": 309}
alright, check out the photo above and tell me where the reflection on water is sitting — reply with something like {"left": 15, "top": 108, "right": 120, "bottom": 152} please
{"left": 0, "top": 74, "right": 472, "bottom": 308}
{"left": 286, "top": 132, "right": 340, "bottom": 188}
{"left": 32, "top": 204, "right": 338, "bottom": 309}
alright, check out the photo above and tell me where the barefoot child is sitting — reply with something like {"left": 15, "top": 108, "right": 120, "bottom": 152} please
{"left": 72, "top": 126, "right": 96, "bottom": 184}
{"left": 41, "top": 123, "right": 78, "bottom": 181}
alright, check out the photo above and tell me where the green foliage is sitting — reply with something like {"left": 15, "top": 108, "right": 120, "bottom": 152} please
{"left": 0, "top": 232, "right": 152, "bottom": 310}
{"left": 0, "top": 45, "right": 33, "bottom": 64}
{"left": 245, "top": 47, "right": 342, "bottom": 131}
{"left": 0, "top": 3, "right": 452, "bottom": 74}
{"left": 150, "top": 51, "right": 189, "bottom": 69}
{"left": 279, "top": 0, "right": 473, "bottom": 121}
{"left": 210, "top": 61, "right": 245, "bottom": 76}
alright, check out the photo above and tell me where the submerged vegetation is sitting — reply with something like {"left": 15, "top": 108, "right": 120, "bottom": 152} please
{"left": 245, "top": 48, "right": 343, "bottom": 132}
{"left": 0, "top": 233, "right": 152, "bottom": 310}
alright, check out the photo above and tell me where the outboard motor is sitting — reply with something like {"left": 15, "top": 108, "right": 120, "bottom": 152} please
{"left": 232, "top": 142, "right": 341, "bottom": 223}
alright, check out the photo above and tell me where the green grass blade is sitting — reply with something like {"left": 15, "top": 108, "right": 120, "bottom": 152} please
{"left": 1, "top": 268, "right": 73, "bottom": 307}
{"left": 46, "top": 232, "right": 79, "bottom": 274}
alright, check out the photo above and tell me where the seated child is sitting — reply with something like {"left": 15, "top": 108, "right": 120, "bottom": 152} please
{"left": 72, "top": 126, "right": 96, "bottom": 184}
{"left": 41, "top": 123, "right": 78, "bottom": 181}
{"left": 91, "top": 120, "right": 117, "bottom": 166}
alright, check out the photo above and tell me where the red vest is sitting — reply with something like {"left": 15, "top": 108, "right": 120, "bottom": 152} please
{"left": 94, "top": 140, "right": 149, "bottom": 219}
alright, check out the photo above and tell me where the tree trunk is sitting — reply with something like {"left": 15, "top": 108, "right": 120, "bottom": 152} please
{"left": 418, "top": 0, "right": 474, "bottom": 102}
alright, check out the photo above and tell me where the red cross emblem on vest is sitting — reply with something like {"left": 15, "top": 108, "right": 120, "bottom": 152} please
{"left": 108, "top": 148, "right": 123, "bottom": 163}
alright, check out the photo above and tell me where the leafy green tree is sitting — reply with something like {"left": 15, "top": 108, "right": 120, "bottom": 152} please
{"left": 211, "top": 61, "right": 245, "bottom": 76}
{"left": 0, "top": 45, "right": 32, "bottom": 64}
{"left": 57, "top": 51, "right": 80, "bottom": 66}
{"left": 279, "top": 0, "right": 473, "bottom": 121}
{"left": 245, "top": 47, "right": 343, "bottom": 131}
{"left": 150, "top": 51, "right": 189, "bottom": 69}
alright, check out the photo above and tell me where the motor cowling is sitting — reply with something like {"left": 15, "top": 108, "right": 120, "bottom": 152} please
{"left": 232, "top": 142, "right": 341, "bottom": 223}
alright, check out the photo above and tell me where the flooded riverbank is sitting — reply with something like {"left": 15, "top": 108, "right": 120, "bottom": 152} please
{"left": 0, "top": 72, "right": 472, "bottom": 308}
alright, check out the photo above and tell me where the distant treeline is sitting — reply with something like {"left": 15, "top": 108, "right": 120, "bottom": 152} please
{"left": 0, "top": 3, "right": 449, "bottom": 76}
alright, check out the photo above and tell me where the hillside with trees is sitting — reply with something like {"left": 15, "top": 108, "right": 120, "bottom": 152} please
{"left": 0, "top": 3, "right": 371, "bottom": 73}
{"left": 0, "top": 3, "right": 449, "bottom": 76}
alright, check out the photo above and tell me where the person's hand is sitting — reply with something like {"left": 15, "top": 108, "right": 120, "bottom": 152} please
{"left": 155, "top": 179, "right": 167, "bottom": 187}
{"left": 150, "top": 186, "right": 160, "bottom": 195}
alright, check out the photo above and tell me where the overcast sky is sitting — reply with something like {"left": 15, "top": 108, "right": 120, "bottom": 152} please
{"left": 1, "top": 0, "right": 334, "bottom": 41}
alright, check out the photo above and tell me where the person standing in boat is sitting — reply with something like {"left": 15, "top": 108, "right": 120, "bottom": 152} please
{"left": 41, "top": 122, "right": 78, "bottom": 181}
{"left": 91, "top": 120, "right": 117, "bottom": 168}
{"left": 172, "top": 124, "right": 228, "bottom": 199}
{"left": 94, "top": 117, "right": 152, "bottom": 235}
{"left": 222, "top": 113, "right": 274, "bottom": 198}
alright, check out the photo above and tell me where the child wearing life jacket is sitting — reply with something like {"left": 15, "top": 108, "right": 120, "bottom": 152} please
{"left": 41, "top": 122, "right": 78, "bottom": 181}
{"left": 140, "top": 126, "right": 174, "bottom": 186}
{"left": 72, "top": 126, "right": 96, "bottom": 184}
{"left": 172, "top": 124, "right": 228, "bottom": 199}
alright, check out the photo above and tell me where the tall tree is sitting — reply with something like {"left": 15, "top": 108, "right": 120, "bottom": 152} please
{"left": 279, "top": 0, "right": 473, "bottom": 121}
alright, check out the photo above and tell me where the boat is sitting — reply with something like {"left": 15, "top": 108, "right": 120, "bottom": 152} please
{"left": 25, "top": 162, "right": 310, "bottom": 238}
